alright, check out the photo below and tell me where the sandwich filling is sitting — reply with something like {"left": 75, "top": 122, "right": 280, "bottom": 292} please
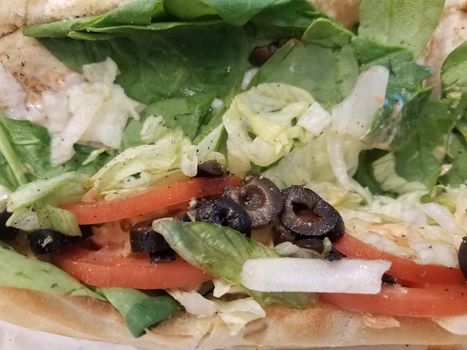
{"left": 0, "top": 0, "right": 466, "bottom": 339}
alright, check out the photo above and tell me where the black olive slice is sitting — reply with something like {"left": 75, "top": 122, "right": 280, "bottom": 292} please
{"left": 0, "top": 211, "right": 20, "bottom": 240}
{"left": 196, "top": 198, "right": 252, "bottom": 236}
{"left": 27, "top": 229, "right": 87, "bottom": 255}
{"left": 272, "top": 220, "right": 296, "bottom": 245}
{"left": 280, "top": 186, "right": 344, "bottom": 241}
{"left": 294, "top": 238, "right": 325, "bottom": 254}
{"left": 459, "top": 237, "right": 467, "bottom": 279}
{"left": 249, "top": 38, "right": 291, "bottom": 66}
{"left": 197, "top": 160, "right": 225, "bottom": 177}
{"left": 150, "top": 249, "right": 176, "bottom": 263}
{"left": 382, "top": 274, "right": 397, "bottom": 285}
{"left": 224, "top": 176, "right": 283, "bottom": 229}
{"left": 130, "top": 226, "right": 172, "bottom": 253}
{"left": 327, "top": 250, "right": 344, "bottom": 261}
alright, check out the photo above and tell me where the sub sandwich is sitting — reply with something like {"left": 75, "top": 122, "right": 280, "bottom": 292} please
{"left": 0, "top": 0, "right": 466, "bottom": 349}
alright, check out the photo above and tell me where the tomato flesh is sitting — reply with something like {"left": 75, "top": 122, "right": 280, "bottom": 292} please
{"left": 53, "top": 247, "right": 211, "bottom": 289}
{"left": 334, "top": 233, "right": 466, "bottom": 285}
{"left": 320, "top": 284, "right": 467, "bottom": 318}
{"left": 63, "top": 176, "right": 240, "bottom": 225}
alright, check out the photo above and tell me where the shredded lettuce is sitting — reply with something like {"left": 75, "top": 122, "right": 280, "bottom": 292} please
{"left": 6, "top": 172, "right": 91, "bottom": 235}
{"left": 167, "top": 289, "right": 216, "bottom": 317}
{"left": 261, "top": 65, "right": 389, "bottom": 201}
{"left": 262, "top": 143, "right": 325, "bottom": 188}
{"left": 372, "top": 153, "right": 427, "bottom": 195}
{"left": 297, "top": 102, "right": 331, "bottom": 137}
{"left": 91, "top": 132, "right": 197, "bottom": 198}
{"left": 215, "top": 298, "right": 266, "bottom": 335}
{"left": 167, "top": 287, "right": 266, "bottom": 335}
{"left": 50, "top": 58, "right": 143, "bottom": 165}
{"left": 223, "top": 83, "right": 312, "bottom": 174}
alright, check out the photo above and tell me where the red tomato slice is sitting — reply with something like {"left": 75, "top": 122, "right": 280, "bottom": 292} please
{"left": 53, "top": 247, "right": 211, "bottom": 289}
{"left": 63, "top": 176, "right": 240, "bottom": 225}
{"left": 320, "top": 284, "right": 467, "bottom": 318}
{"left": 334, "top": 233, "right": 465, "bottom": 285}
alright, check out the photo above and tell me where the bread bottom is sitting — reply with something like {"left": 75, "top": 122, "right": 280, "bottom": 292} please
{"left": 0, "top": 287, "right": 465, "bottom": 350}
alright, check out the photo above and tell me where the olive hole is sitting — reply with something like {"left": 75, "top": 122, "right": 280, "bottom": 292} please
{"left": 292, "top": 202, "right": 320, "bottom": 222}
{"left": 240, "top": 188, "right": 265, "bottom": 209}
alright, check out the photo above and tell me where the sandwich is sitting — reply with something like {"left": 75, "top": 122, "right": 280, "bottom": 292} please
{"left": 0, "top": 0, "right": 466, "bottom": 349}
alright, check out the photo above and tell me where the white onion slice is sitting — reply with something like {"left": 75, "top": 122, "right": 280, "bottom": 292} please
{"left": 330, "top": 65, "right": 389, "bottom": 138}
{"left": 241, "top": 258, "right": 391, "bottom": 294}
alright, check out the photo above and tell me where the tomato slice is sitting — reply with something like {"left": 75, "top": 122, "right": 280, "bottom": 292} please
{"left": 53, "top": 246, "right": 211, "bottom": 289}
{"left": 334, "top": 233, "right": 465, "bottom": 285}
{"left": 63, "top": 176, "right": 240, "bottom": 225}
{"left": 320, "top": 284, "right": 467, "bottom": 318}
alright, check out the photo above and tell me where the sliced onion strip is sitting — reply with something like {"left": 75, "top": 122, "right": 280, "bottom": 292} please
{"left": 241, "top": 258, "right": 391, "bottom": 294}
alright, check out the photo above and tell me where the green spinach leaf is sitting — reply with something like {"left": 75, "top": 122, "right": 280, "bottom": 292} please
{"left": 353, "top": 149, "right": 388, "bottom": 195}
{"left": 440, "top": 129, "right": 467, "bottom": 185}
{"left": 198, "top": 0, "right": 291, "bottom": 26}
{"left": 99, "top": 288, "right": 181, "bottom": 337}
{"left": 351, "top": 37, "right": 413, "bottom": 68}
{"left": 441, "top": 40, "right": 467, "bottom": 95}
{"left": 358, "top": 0, "right": 444, "bottom": 57}
{"left": 250, "top": 19, "right": 359, "bottom": 106}
{"left": 39, "top": 24, "right": 249, "bottom": 106}
{"left": 0, "top": 116, "right": 112, "bottom": 191}
{"left": 23, "top": 0, "right": 164, "bottom": 38}
{"left": 248, "top": 0, "right": 323, "bottom": 41}
{"left": 393, "top": 98, "right": 461, "bottom": 188}
{"left": 364, "top": 61, "right": 432, "bottom": 149}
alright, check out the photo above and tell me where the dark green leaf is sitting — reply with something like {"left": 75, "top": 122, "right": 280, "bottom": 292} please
{"left": 121, "top": 93, "right": 215, "bottom": 147}
{"left": 142, "top": 93, "right": 216, "bottom": 140}
{"left": 358, "top": 0, "right": 444, "bottom": 57}
{"left": 393, "top": 98, "right": 461, "bottom": 188}
{"left": 351, "top": 37, "right": 413, "bottom": 68}
{"left": 39, "top": 23, "right": 249, "bottom": 106}
{"left": 0, "top": 116, "right": 112, "bottom": 191}
{"left": 353, "top": 149, "right": 388, "bottom": 195}
{"left": 248, "top": 0, "right": 323, "bottom": 41}
{"left": 198, "top": 0, "right": 291, "bottom": 26}
{"left": 441, "top": 40, "right": 467, "bottom": 95}
{"left": 440, "top": 129, "right": 467, "bottom": 185}
{"left": 250, "top": 19, "right": 358, "bottom": 106}
{"left": 302, "top": 18, "right": 354, "bottom": 47}
{"left": 23, "top": 0, "right": 163, "bottom": 38}
{"left": 365, "top": 61, "right": 432, "bottom": 149}
{"left": 99, "top": 288, "right": 181, "bottom": 337}
{"left": 163, "top": 0, "right": 218, "bottom": 20}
